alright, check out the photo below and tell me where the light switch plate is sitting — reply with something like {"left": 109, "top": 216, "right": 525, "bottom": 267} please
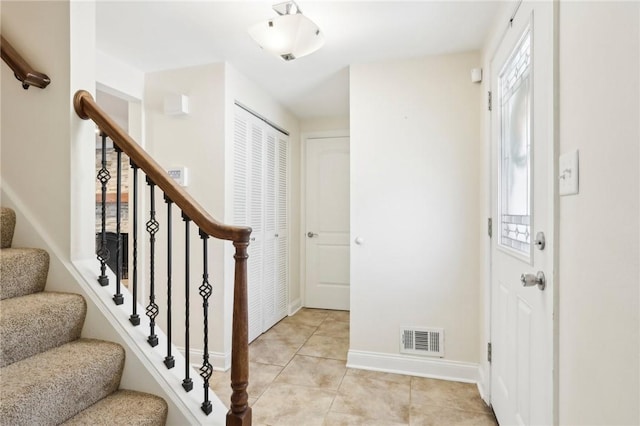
{"left": 559, "top": 150, "right": 579, "bottom": 196}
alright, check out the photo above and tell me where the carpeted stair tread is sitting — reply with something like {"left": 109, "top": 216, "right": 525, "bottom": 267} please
{"left": 62, "top": 389, "right": 168, "bottom": 425}
{"left": 0, "top": 292, "right": 86, "bottom": 367}
{"left": 0, "top": 208, "right": 16, "bottom": 249}
{"left": 0, "top": 338, "right": 125, "bottom": 425}
{"left": 0, "top": 247, "right": 49, "bottom": 300}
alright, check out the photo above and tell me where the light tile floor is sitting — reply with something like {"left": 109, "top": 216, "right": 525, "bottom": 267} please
{"left": 210, "top": 308, "right": 498, "bottom": 426}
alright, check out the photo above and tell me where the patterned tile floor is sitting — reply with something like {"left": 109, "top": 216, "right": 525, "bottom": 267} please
{"left": 210, "top": 308, "right": 498, "bottom": 426}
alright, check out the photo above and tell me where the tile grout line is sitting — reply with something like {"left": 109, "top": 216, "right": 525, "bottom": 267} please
{"left": 324, "top": 360, "right": 350, "bottom": 422}
{"left": 249, "top": 309, "right": 361, "bottom": 425}
{"left": 252, "top": 311, "right": 330, "bottom": 411}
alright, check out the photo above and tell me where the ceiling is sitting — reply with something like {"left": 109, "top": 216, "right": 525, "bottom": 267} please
{"left": 97, "top": 1, "right": 504, "bottom": 119}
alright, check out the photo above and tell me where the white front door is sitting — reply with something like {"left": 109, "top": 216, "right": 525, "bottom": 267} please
{"left": 305, "top": 136, "right": 350, "bottom": 310}
{"left": 490, "top": 2, "right": 555, "bottom": 425}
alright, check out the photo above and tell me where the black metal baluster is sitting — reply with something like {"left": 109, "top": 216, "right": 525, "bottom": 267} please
{"left": 199, "top": 230, "right": 213, "bottom": 415}
{"left": 129, "top": 160, "right": 140, "bottom": 326}
{"left": 164, "top": 195, "right": 175, "bottom": 369}
{"left": 96, "top": 132, "right": 110, "bottom": 287}
{"left": 146, "top": 178, "right": 159, "bottom": 347}
{"left": 182, "top": 213, "right": 193, "bottom": 392}
{"left": 113, "top": 144, "right": 124, "bottom": 305}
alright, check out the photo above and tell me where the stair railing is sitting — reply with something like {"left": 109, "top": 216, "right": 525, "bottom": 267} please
{"left": 1, "top": 35, "right": 51, "bottom": 89}
{"left": 74, "top": 90, "right": 252, "bottom": 425}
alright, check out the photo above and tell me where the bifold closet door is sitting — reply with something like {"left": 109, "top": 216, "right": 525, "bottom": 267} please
{"left": 233, "top": 107, "right": 288, "bottom": 343}
{"left": 233, "top": 112, "right": 264, "bottom": 343}
{"left": 262, "top": 132, "right": 288, "bottom": 331}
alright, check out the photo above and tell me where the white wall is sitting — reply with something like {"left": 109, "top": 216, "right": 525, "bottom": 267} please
{"left": 144, "top": 63, "right": 228, "bottom": 365}
{"left": 144, "top": 62, "right": 300, "bottom": 369}
{"left": 300, "top": 116, "right": 350, "bottom": 134}
{"left": 97, "top": 50, "right": 145, "bottom": 101}
{"left": 557, "top": 2, "right": 639, "bottom": 424}
{"left": 349, "top": 52, "right": 482, "bottom": 377}
{"left": 1, "top": 2, "right": 196, "bottom": 424}
{"left": 1, "top": 1, "right": 73, "bottom": 255}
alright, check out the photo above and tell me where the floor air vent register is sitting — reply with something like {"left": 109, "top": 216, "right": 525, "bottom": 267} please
{"left": 400, "top": 327, "right": 444, "bottom": 357}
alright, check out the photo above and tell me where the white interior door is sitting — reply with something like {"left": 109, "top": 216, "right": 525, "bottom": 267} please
{"left": 305, "top": 137, "right": 350, "bottom": 310}
{"left": 490, "top": 2, "right": 555, "bottom": 425}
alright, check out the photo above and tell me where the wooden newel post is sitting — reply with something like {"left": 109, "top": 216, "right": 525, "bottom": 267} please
{"left": 227, "top": 241, "right": 251, "bottom": 426}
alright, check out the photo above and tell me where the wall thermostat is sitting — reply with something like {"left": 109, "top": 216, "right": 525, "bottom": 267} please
{"left": 167, "top": 166, "right": 188, "bottom": 187}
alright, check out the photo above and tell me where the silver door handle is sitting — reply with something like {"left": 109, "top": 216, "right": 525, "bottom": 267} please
{"left": 520, "top": 271, "right": 546, "bottom": 291}
{"left": 307, "top": 232, "right": 318, "bottom": 238}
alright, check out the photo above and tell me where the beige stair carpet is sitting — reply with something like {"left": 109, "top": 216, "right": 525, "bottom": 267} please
{"left": 1, "top": 207, "right": 15, "bottom": 249}
{"left": 0, "top": 291, "right": 86, "bottom": 367}
{"left": 0, "top": 207, "right": 167, "bottom": 425}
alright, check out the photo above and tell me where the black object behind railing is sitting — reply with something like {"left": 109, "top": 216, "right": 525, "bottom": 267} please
{"left": 95, "top": 232, "right": 128, "bottom": 280}
{"left": 77, "top": 90, "right": 252, "bottom": 425}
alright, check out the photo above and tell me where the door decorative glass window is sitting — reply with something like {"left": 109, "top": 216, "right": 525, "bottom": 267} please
{"left": 499, "top": 29, "right": 532, "bottom": 257}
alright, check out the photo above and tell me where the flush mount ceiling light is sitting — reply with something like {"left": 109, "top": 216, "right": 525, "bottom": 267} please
{"left": 248, "top": 1, "right": 324, "bottom": 61}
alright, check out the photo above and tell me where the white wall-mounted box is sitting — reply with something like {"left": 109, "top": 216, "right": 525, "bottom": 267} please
{"left": 164, "top": 94, "right": 189, "bottom": 116}
{"left": 167, "top": 166, "right": 188, "bottom": 187}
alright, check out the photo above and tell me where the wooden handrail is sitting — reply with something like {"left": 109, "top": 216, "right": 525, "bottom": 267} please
{"left": 1, "top": 35, "right": 51, "bottom": 89}
{"left": 74, "top": 90, "right": 251, "bottom": 243}
{"left": 76, "top": 89, "right": 252, "bottom": 424}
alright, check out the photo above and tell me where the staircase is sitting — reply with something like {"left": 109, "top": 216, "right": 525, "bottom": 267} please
{"left": 0, "top": 207, "right": 168, "bottom": 425}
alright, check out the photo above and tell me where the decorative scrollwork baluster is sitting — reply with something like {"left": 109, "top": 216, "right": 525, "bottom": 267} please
{"left": 146, "top": 177, "right": 159, "bottom": 347}
{"left": 199, "top": 230, "right": 213, "bottom": 415}
{"left": 96, "top": 131, "right": 110, "bottom": 287}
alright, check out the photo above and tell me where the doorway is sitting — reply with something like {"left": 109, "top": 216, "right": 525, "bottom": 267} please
{"left": 488, "top": 2, "right": 556, "bottom": 425}
{"left": 304, "top": 136, "right": 350, "bottom": 311}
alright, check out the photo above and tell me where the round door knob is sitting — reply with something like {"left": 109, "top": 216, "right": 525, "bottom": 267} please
{"left": 520, "top": 271, "right": 546, "bottom": 291}
{"left": 307, "top": 232, "right": 318, "bottom": 238}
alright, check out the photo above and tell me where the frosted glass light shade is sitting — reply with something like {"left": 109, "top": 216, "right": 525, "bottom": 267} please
{"left": 249, "top": 13, "right": 324, "bottom": 61}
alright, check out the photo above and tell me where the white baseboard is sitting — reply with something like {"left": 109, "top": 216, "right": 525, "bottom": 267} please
{"left": 347, "top": 350, "right": 480, "bottom": 383}
{"left": 288, "top": 298, "right": 302, "bottom": 316}
{"left": 477, "top": 362, "right": 491, "bottom": 404}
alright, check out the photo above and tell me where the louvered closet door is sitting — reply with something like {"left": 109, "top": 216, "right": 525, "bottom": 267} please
{"left": 233, "top": 106, "right": 288, "bottom": 343}
{"left": 262, "top": 131, "right": 289, "bottom": 330}
{"left": 232, "top": 114, "right": 253, "bottom": 340}
{"left": 261, "top": 132, "right": 278, "bottom": 330}
{"left": 233, "top": 109, "right": 264, "bottom": 343}
{"left": 275, "top": 134, "right": 288, "bottom": 325}
{"left": 247, "top": 122, "right": 265, "bottom": 342}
